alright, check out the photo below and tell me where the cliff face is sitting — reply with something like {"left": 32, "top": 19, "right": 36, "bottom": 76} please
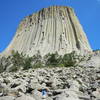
{"left": 4, "top": 6, "right": 92, "bottom": 56}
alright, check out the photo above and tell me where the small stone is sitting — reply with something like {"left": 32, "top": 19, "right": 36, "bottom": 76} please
{"left": 79, "top": 96, "right": 90, "bottom": 100}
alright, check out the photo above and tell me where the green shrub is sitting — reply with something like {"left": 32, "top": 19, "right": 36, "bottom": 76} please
{"left": 32, "top": 51, "right": 42, "bottom": 63}
{"left": 9, "top": 66, "right": 18, "bottom": 72}
{"left": 33, "top": 61, "right": 44, "bottom": 69}
{"left": 0, "top": 65, "right": 4, "bottom": 73}
{"left": 45, "top": 52, "right": 62, "bottom": 67}
{"left": 62, "top": 51, "right": 77, "bottom": 67}
{"left": 0, "top": 57, "right": 9, "bottom": 73}
{"left": 11, "top": 50, "right": 25, "bottom": 67}
{"left": 23, "top": 56, "right": 32, "bottom": 70}
{"left": 0, "top": 50, "right": 85, "bottom": 72}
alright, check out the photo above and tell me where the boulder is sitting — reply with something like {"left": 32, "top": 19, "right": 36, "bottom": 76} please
{"left": 16, "top": 95, "right": 35, "bottom": 100}
{"left": 0, "top": 96, "right": 15, "bottom": 100}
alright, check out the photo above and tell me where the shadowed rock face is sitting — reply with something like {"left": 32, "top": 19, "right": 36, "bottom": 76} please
{"left": 3, "top": 6, "right": 92, "bottom": 56}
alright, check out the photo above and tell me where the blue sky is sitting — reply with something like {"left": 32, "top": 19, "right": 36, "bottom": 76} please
{"left": 0, "top": 0, "right": 100, "bottom": 52}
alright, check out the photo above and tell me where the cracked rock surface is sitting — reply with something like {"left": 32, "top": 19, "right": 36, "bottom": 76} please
{"left": 3, "top": 6, "right": 92, "bottom": 56}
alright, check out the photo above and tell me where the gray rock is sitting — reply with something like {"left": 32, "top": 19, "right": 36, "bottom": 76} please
{"left": 54, "top": 93, "right": 79, "bottom": 100}
{"left": 16, "top": 95, "right": 35, "bottom": 100}
{"left": 3, "top": 6, "right": 92, "bottom": 57}
{"left": 92, "top": 88, "right": 100, "bottom": 99}
{"left": 0, "top": 96, "right": 15, "bottom": 100}
{"left": 79, "top": 95, "right": 90, "bottom": 100}
{"left": 32, "top": 89, "right": 42, "bottom": 100}
{"left": 14, "top": 84, "right": 27, "bottom": 93}
{"left": 0, "top": 62, "right": 100, "bottom": 100}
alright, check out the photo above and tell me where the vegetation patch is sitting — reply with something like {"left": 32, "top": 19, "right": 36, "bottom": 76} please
{"left": 0, "top": 51, "right": 86, "bottom": 73}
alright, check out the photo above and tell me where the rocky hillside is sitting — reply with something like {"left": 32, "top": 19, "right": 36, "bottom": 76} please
{"left": 0, "top": 66, "right": 100, "bottom": 100}
{"left": 0, "top": 50, "right": 100, "bottom": 100}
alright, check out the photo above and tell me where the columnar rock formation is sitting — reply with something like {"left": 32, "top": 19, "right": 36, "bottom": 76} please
{"left": 3, "top": 6, "right": 92, "bottom": 56}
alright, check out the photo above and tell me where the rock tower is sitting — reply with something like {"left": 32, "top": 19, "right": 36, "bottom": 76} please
{"left": 3, "top": 6, "right": 92, "bottom": 56}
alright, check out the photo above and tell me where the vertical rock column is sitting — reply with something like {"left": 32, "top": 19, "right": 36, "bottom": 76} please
{"left": 3, "top": 6, "right": 92, "bottom": 56}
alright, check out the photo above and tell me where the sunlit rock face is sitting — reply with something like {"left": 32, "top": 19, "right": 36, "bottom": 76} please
{"left": 3, "top": 6, "right": 92, "bottom": 56}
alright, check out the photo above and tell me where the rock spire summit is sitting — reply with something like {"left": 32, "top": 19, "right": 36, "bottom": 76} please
{"left": 3, "top": 6, "right": 92, "bottom": 56}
